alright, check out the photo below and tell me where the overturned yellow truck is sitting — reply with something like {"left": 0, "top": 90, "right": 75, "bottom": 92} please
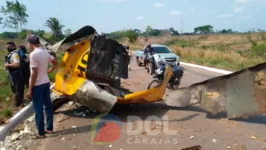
{"left": 45, "top": 25, "right": 266, "bottom": 119}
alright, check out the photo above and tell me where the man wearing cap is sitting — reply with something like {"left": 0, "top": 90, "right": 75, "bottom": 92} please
{"left": 26, "top": 35, "right": 58, "bottom": 138}
{"left": 5, "top": 41, "right": 25, "bottom": 108}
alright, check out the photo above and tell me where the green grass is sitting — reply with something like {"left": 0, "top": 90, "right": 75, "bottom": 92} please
{"left": 172, "top": 45, "right": 265, "bottom": 71}
{"left": 0, "top": 49, "right": 14, "bottom": 123}
{"left": 1, "top": 108, "right": 13, "bottom": 118}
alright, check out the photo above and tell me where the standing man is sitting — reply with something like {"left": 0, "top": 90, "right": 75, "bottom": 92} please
{"left": 124, "top": 45, "right": 133, "bottom": 71}
{"left": 5, "top": 42, "right": 25, "bottom": 109}
{"left": 26, "top": 35, "right": 58, "bottom": 138}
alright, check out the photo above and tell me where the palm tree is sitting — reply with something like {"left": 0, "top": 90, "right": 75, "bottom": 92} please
{"left": 45, "top": 17, "right": 64, "bottom": 41}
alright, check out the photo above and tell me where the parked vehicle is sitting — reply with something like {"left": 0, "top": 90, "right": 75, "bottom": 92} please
{"left": 147, "top": 61, "right": 184, "bottom": 90}
{"left": 134, "top": 44, "right": 180, "bottom": 75}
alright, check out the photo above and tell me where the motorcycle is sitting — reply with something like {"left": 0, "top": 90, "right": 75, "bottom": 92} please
{"left": 147, "top": 61, "right": 184, "bottom": 90}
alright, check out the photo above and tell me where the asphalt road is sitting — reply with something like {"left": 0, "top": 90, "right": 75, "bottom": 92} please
{"left": 22, "top": 60, "right": 266, "bottom": 150}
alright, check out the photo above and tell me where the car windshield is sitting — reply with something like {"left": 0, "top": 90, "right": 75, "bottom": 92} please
{"left": 152, "top": 46, "right": 171, "bottom": 53}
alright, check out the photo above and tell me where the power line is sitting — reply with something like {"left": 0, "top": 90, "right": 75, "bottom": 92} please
{"left": 181, "top": 20, "right": 183, "bottom": 34}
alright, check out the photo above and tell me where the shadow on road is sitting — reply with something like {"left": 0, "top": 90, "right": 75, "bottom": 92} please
{"left": 54, "top": 103, "right": 266, "bottom": 125}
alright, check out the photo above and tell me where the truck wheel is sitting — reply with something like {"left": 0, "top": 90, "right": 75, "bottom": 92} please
{"left": 136, "top": 58, "right": 141, "bottom": 66}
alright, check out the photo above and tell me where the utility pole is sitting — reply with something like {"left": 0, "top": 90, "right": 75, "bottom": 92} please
{"left": 181, "top": 20, "right": 183, "bottom": 34}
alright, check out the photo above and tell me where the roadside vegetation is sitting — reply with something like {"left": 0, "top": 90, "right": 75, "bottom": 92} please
{"left": 121, "top": 33, "right": 266, "bottom": 71}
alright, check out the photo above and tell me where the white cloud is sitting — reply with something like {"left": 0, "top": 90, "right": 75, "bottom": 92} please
{"left": 217, "top": 14, "right": 234, "bottom": 18}
{"left": 170, "top": 11, "right": 181, "bottom": 15}
{"left": 234, "top": 7, "right": 244, "bottom": 12}
{"left": 154, "top": 2, "right": 165, "bottom": 8}
{"left": 136, "top": 16, "right": 144, "bottom": 20}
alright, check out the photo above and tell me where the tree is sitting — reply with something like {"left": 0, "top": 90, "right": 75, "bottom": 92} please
{"left": 221, "top": 29, "right": 227, "bottom": 33}
{"left": 125, "top": 29, "right": 138, "bottom": 43}
{"left": 150, "top": 29, "right": 161, "bottom": 36}
{"left": 45, "top": 17, "right": 65, "bottom": 41}
{"left": 145, "top": 25, "right": 153, "bottom": 33}
{"left": 226, "top": 29, "right": 233, "bottom": 33}
{"left": 169, "top": 27, "right": 179, "bottom": 35}
{"left": 0, "top": 31, "right": 18, "bottom": 39}
{"left": 133, "top": 29, "right": 142, "bottom": 35}
{"left": 1, "top": 0, "right": 28, "bottom": 32}
{"left": 194, "top": 25, "right": 213, "bottom": 34}
{"left": 0, "top": 17, "right": 2, "bottom": 24}
{"left": 64, "top": 29, "right": 72, "bottom": 37}
{"left": 34, "top": 29, "right": 45, "bottom": 37}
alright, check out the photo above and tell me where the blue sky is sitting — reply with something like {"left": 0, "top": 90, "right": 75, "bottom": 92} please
{"left": 0, "top": 0, "right": 265, "bottom": 33}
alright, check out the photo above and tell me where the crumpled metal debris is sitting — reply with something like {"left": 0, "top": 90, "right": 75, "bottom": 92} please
{"left": 165, "top": 61, "right": 266, "bottom": 119}
{"left": 69, "top": 80, "right": 117, "bottom": 113}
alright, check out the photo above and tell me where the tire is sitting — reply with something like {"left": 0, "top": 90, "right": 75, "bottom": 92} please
{"left": 136, "top": 58, "right": 141, "bottom": 66}
{"left": 169, "top": 77, "right": 181, "bottom": 90}
{"left": 147, "top": 79, "right": 161, "bottom": 89}
{"left": 53, "top": 97, "right": 70, "bottom": 112}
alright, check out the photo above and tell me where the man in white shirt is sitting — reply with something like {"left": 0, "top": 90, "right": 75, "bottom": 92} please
{"left": 26, "top": 35, "right": 58, "bottom": 138}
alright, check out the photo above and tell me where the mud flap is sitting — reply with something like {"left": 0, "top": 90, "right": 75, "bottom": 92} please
{"left": 69, "top": 80, "right": 117, "bottom": 113}
{"left": 165, "top": 62, "right": 266, "bottom": 119}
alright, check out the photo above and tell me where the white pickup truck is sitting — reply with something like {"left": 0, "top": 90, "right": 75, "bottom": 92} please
{"left": 134, "top": 44, "right": 180, "bottom": 74}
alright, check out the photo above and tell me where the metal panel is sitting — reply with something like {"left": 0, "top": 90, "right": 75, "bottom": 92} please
{"left": 226, "top": 71, "right": 259, "bottom": 118}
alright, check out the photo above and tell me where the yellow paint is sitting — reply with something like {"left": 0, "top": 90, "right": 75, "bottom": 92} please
{"left": 53, "top": 39, "right": 172, "bottom": 104}
{"left": 54, "top": 39, "right": 90, "bottom": 95}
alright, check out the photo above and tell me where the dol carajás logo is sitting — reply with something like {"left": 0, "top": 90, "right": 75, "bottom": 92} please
{"left": 91, "top": 114, "right": 122, "bottom": 144}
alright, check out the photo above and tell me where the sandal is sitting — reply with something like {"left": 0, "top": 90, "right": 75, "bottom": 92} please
{"left": 45, "top": 129, "right": 53, "bottom": 134}
{"left": 34, "top": 134, "right": 46, "bottom": 139}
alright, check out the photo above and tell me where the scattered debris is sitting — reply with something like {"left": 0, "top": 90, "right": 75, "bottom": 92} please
{"left": 227, "top": 146, "right": 231, "bottom": 149}
{"left": 181, "top": 145, "right": 202, "bottom": 150}
{"left": 212, "top": 139, "right": 217, "bottom": 143}
{"left": 58, "top": 116, "right": 71, "bottom": 123}
{"left": 230, "top": 144, "right": 247, "bottom": 150}
{"left": 73, "top": 146, "right": 77, "bottom": 149}
{"left": 250, "top": 136, "right": 257, "bottom": 139}
{"left": 190, "top": 136, "right": 194, "bottom": 140}
{"left": 61, "top": 137, "right": 66, "bottom": 140}
{"left": 72, "top": 134, "right": 76, "bottom": 137}
{"left": 73, "top": 112, "right": 86, "bottom": 117}
{"left": 109, "top": 145, "right": 112, "bottom": 148}
{"left": 206, "top": 92, "right": 219, "bottom": 98}
{"left": 2, "top": 120, "right": 35, "bottom": 150}
{"left": 255, "top": 71, "right": 265, "bottom": 86}
{"left": 12, "top": 123, "right": 25, "bottom": 132}
{"left": 68, "top": 101, "right": 74, "bottom": 106}
{"left": 141, "top": 131, "right": 147, "bottom": 135}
